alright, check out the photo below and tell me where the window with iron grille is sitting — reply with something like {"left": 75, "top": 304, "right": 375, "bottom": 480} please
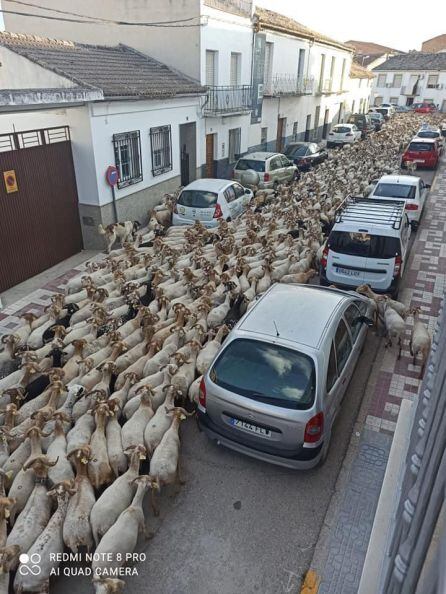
{"left": 112, "top": 131, "right": 143, "bottom": 189}
{"left": 292, "top": 121, "right": 298, "bottom": 141}
{"left": 149, "top": 125, "right": 172, "bottom": 176}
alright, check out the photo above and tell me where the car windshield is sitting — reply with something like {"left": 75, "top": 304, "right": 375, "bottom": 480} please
{"left": 285, "top": 145, "right": 308, "bottom": 157}
{"left": 329, "top": 230, "right": 400, "bottom": 259}
{"left": 177, "top": 189, "right": 218, "bottom": 208}
{"left": 210, "top": 338, "right": 316, "bottom": 410}
{"left": 235, "top": 159, "right": 265, "bottom": 172}
{"left": 333, "top": 126, "right": 351, "bottom": 133}
{"left": 408, "top": 142, "right": 435, "bottom": 152}
{"left": 373, "top": 183, "right": 416, "bottom": 200}
{"left": 417, "top": 131, "right": 439, "bottom": 138}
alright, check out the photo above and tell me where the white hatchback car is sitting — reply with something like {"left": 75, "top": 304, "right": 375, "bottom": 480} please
{"left": 172, "top": 179, "right": 253, "bottom": 228}
{"left": 368, "top": 174, "right": 430, "bottom": 229}
{"left": 327, "top": 124, "right": 362, "bottom": 148}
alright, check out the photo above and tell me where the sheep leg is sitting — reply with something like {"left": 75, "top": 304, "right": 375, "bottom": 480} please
{"left": 397, "top": 337, "right": 402, "bottom": 360}
{"left": 176, "top": 458, "right": 186, "bottom": 487}
{"left": 151, "top": 487, "right": 160, "bottom": 517}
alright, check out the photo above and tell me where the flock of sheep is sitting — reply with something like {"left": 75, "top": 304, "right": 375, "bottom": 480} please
{"left": 0, "top": 111, "right": 441, "bottom": 593}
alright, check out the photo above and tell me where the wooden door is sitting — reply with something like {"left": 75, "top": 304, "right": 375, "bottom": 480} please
{"left": 276, "top": 117, "right": 285, "bottom": 152}
{"left": 205, "top": 134, "right": 215, "bottom": 178}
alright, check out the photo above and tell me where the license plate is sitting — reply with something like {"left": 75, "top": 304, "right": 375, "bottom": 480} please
{"left": 336, "top": 267, "right": 361, "bottom": 277}
{"left": 230, "top": 418, "right": 271, "bottom": 437}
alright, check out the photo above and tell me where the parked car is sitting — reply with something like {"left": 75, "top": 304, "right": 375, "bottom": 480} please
{"left": 394, "top": 105, "right": 410, "bottom": 113}
{"left": 368, "top": 174, "right": 430, "bottom": 230}
{"left": 415, "top": 126, "right": 444, "bottom": 152}
{"left": 379, "top": 103, "right": 396, "bottom": 115}
{"left": 347, "top": 113, "right": 374, "bottom": 138}
{"left": 441, "top": 122, "right": 446, "bottom": 138}
{"left": 233, "top": 152, "right": 299, "bottom": 189}
{"left": 373, "top": 106, "right": 392, "bottom": 120}
{"left": 172, "top": 178, "right": 253, "bottom": 227}
{"left": 415, "top": 103, "right": 437, "bottom": 114}
{"left": 401, "top": 138, "right": 440, "bottom": 170}
{"left": 369, "top": 112, "right": 384, "bottom": 131}
{"left": 320, "top": 196, "right": 411, "bottom": 297}
{"left": 284, "top": 142, "right": 328, "bottom": 170}
{"left": 197, "top": 283, "right": 374, "bottom": 469}
{"left": 327, "top": 124, "right": 362, "bottom": 148}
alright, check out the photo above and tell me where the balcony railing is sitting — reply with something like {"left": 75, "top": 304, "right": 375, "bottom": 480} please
{"left": 263, "top": 75, "right": 315, "bottom": 97}
{"left": 202, "top": 85, "right": 253, "bottom": 116}
{"left": 203, "top": 0, "right": 252, "bottom": 16}
{"left": 316, "top": 78, "right": 335, "bottom": 94}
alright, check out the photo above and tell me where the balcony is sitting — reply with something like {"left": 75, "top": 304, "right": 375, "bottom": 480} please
{"left": 263, "top": 75, "right": 314, "bottom": 97}
{"left": 401, "top": 85, "right": 418, "bottom": 96}
{"left": 203, "top": 0, "right": 252, "bottom": 17}
{"left": 316, "top": 78, "right": 335, "bottom": 95}
{"left": 202, "top": 85, "right": 253, "bottom": 116}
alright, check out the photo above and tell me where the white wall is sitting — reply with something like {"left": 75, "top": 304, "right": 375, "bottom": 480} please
{"left": 371, "top": 70, "right": 446, "bottom": 107}
{"left": 0, "top": 48, "right": 76, "bottom": 90}
{"left": 345, "top": 77, "right": 373, "bottom": 116}
{"left": 89, "top": 97, "right": 204, "bottom": 206}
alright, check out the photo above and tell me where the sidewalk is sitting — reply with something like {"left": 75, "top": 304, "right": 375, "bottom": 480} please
{"left": 307, "top": 156, "right": 446, "bottom": 593}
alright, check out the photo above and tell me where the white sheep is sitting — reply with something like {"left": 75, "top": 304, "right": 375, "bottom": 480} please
{"left": 383, "top": 302, "right": 406, "bottom": 358}
{"left": 409, "top": 307, "right": 431, "bottom": 378}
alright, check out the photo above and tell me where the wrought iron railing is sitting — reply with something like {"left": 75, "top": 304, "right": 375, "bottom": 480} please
{"left": 202, "top": 85, "right": 253, "bottom": 115}
{"left": 316, "top": 78, "right": 335, "bottom": 94}
{"left": 203, "top": 0, "right": 252, "bottom": 16}
{"left": 263, "top": 75, "right": 314, "bottom": 96}
{"left": 0, "top": 126, "right": 70, "bottom": 152}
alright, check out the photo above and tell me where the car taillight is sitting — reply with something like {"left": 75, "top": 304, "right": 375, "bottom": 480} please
{"left": 199, "top": 376, "right": 206, "bottom": 409}
{"left": 213, "top": 203, "right": 223, "bottom": 219}
{"left": 320, "top": 246, "right": 329, "bottom": 269}
{"left": 264, "top": 173, "right": 270, "bottom": 182}
{"left": 405, "top": 203, "right": 418, "bottom": 210}
{"left": 393, "top": 255, "right": 402, "bottom": 278}
{"left": 304, "top": 412, "right": 324, "bottom": 443}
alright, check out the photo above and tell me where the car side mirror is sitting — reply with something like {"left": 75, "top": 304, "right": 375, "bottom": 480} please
{"left": 354, "top": 315, "right": 374, "bottom": 327}
{"left": 425, "top": 184, "right": 431, "bottom": 189}
{"left": 244, "top": 188, "right": 251, "bottom": 194}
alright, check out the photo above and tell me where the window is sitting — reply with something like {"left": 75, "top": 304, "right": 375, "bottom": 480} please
{"left": 408, "top": 141, "right": 435, "bottom": 152}
{"left": 112, "top": 130, "right": 143, "bottom": 189}
{"left": 340, "top": 58, "right": 346, "bottom": 90}
{"left": 210, "top": 338, "right": 316, "bottom": 410}
{"left": 314, "top": 106, "right": 321, "bottom": 135}
{"left": 329, "top": 56, "right": 336, "bottom": 91}
{"left": 334, "top": 319, "right": 352, "bottom": 374}
{"left": 235, "top": 158, "right": 264, "bottom": 172}
{"left": 393, "top": 74, "right": 403, "bottom": 88}
{"left": 390, "top": 97, "right": 399, "bottom": 105}
{"left": 177, "top": 190, "right": 217, "bottom": 208}
{"left": 377, "top": 74, "right": 386, "bottom": 87}
{"left": 285, "top": 144, "right": 307, "bottom": 158}
{"left": 305, "top": 114, "right": 311, "bottom": 141}
{"left": 319, "top": 54, "right": 326, "bottom": 89}
{"left": 326, "top": 342, "right": 338, "bottom": 392}
{"left": 269, "top": 156, "right": 282, "bottom": 170}
{"left": 264, "top": 42, "right": 274, "bottom": 87}
{"left": 206, "top": 50, "right": 218, "bottom": 86}
{"left": 329, "top": 231, "right": 400, "bottom": 259}
{"left": 233, "top": 183, "right": 245, "bottom": 199}
{"left": 298, "top": 49, "right": 306, "bottom": 79}
{"left": 228, "top": 127, "right": 241, "bottom": 163}
{"left": 375, "top": 96, "right": 383, "bottom": 106}
{"left": 427, "top": 74, "right": 438, "bottom": 88}
{"left": 280, "top": 155, "right": 290, "bottom": 167}
{"left": 224, "top": 185, "right": 236, "bottom": 202}
{"left": 292, "top": 121, "right": 298, "bottom": 141}
{"left": 230, "top": 52, "right": 241, "bottom": 86}
{"left": 374, "top": 183, "right": 416, "bottom": 199}
{"left": 344, "top": 304, "right": 363, "bottom": 343}
{"left": 149, "top": 125, "right": 172, "bottom": 176}
{"left": 261, "top": 127, "right": 268, "bottom": 150}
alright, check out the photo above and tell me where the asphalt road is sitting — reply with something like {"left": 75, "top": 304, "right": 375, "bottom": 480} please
{"left": 52, "top": 167, "right": 436, "bottom": 594}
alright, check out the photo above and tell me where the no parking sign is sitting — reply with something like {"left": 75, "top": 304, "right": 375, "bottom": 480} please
{"left": 105, "top": 165, "right": 119, "bottom": 187}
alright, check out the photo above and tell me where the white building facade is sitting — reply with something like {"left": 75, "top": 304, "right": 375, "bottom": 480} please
{"left": 371, "top": 53, "right": 446, "bottom": 111}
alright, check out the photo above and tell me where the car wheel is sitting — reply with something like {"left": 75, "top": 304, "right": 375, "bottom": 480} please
{"left": 316, "top": 432, "right": 331, "bottom": 468}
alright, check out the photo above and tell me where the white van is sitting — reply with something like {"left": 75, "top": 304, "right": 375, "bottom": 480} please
{"left": 320, "top": 197, "right": 411, "bottom": 297}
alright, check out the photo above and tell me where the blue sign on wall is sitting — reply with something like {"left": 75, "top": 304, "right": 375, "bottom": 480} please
{"left": 251, "top": 33, "right": 266, "bottom": 124}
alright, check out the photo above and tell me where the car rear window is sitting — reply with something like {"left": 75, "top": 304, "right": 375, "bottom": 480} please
{"left": 210, "top": 338, "right": 316, "bottom": 410}
{"left": 373, "top": 183, "right": 416, "bottom": 200}
{"left": 417, "top": 131, "right": 439, "bottom": 139}
{"left": 329, "top": 231, "right": 400, "bottom": 259}
{"left": 235, "top": 159, "right": 265, "bottom": 172}
{"left": 333, "top": 126, "right": 351, "bottom": 133}
{"left": 177, "top": 190, "right": 218, "bottom": 208}
{"left": 285, "top": 145, "right": 307, "bottom": 157}
{"left": 408, "top": 142, "right": 435, "bottom": 152}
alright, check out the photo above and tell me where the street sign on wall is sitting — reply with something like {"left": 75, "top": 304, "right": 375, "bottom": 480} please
{"left": 105, "top": 165, "right": 119, "bottom": 187}
{"left": 251, "top": 33, "right": 266, "bottom": 124}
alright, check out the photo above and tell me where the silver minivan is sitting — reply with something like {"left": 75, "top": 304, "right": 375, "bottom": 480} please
{"left": 198, "top": 284, "right": 373, "bottom": 469}
{"left": 233, "top": 152, "right": 298, "bottom": 189}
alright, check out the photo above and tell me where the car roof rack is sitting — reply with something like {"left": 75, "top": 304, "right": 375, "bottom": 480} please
{"left": 334, "top": 195, "right": 405, "bottom": 230}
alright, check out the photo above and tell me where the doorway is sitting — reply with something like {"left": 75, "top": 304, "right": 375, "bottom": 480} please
{"left": 406, "top": 97, "right": 414, "bottom": 107}
{"left": 179, "top": 122, "right": 196, "bottom": 186}
{"left": 276, "top": 117, "right": 286, "bottom": 152}
{"left": 322, "top": 109, "right": 330, "bottom": 139}
{"left": 205, "top": 133, "right": 216, "bottom": 178}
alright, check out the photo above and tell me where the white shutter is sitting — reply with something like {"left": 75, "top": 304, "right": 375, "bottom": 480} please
{"left": 264, "top": 43, "right": 273, "bottom": 86}
{"left": 206, "top": 51, "right": 217, "bottom": 86}
{"left": 230, "top": 53, "right": 241, "bottom": 86}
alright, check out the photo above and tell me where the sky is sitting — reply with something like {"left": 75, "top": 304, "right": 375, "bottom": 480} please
{"left": 255, "top": 0, "right": 446, "bottom": 52}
